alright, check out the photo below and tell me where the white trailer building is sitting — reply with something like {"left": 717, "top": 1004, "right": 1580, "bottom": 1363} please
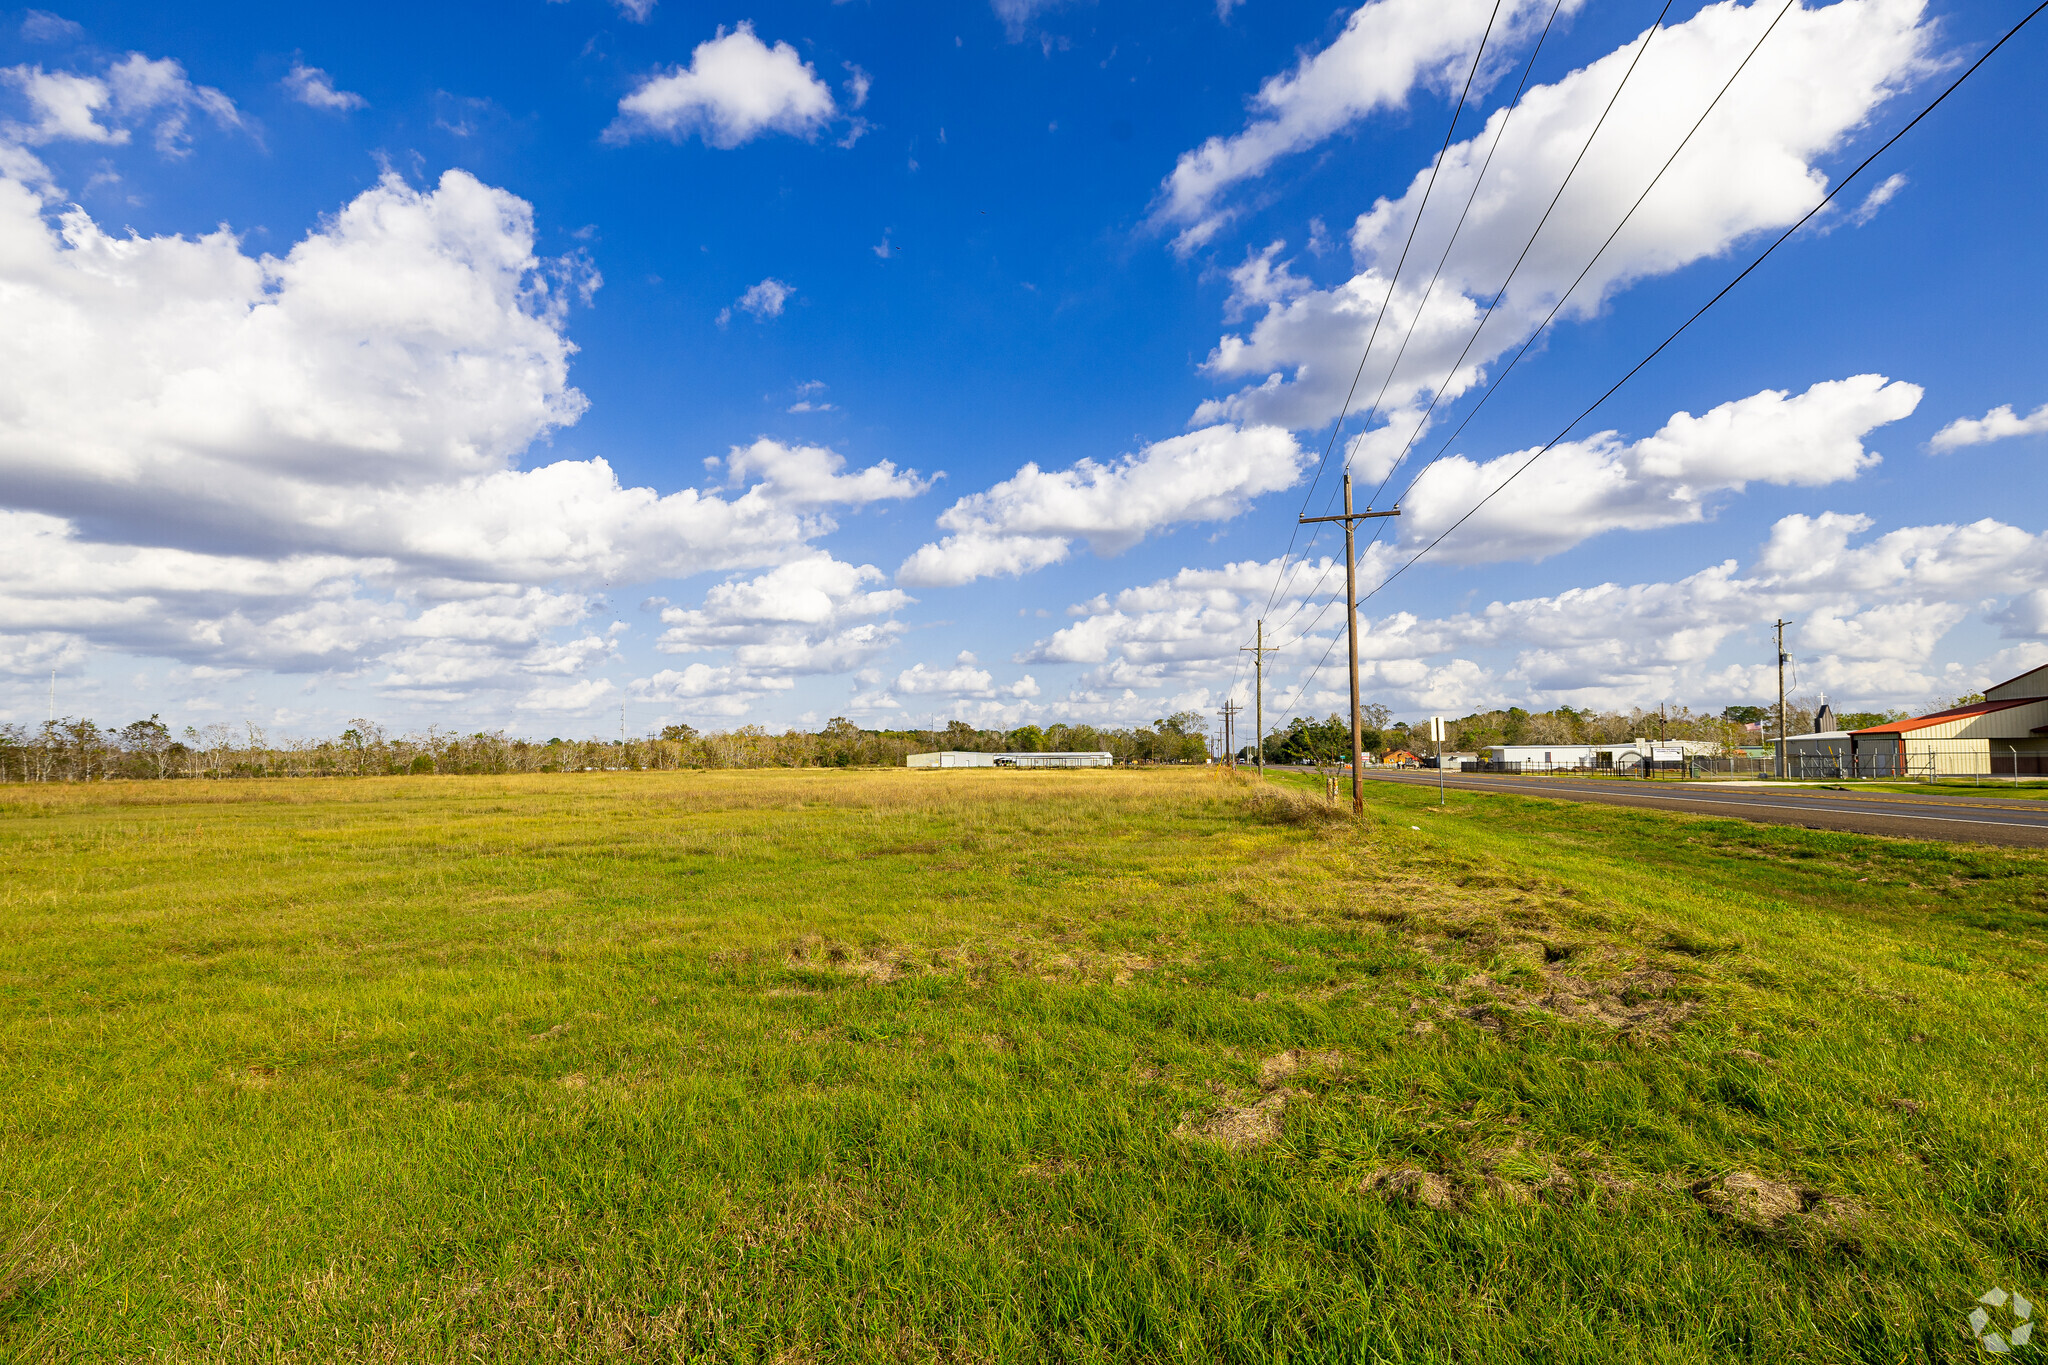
{"left": 906, "top": 750, "right": 1114, "bottom": 769}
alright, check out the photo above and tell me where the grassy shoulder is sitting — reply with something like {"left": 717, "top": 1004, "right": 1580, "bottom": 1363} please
{"left": 2, "top": 768, "right": 2044, "bottom": 1361}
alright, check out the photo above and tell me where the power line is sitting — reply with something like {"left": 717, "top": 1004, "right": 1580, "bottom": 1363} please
{"left": 1261, "top": 0, "right": 2037, "bottom": 730}
{"left": 1258, "top": 0, "right": 1509, "bottom": 622}
{"left": 1258, "top": 0, "right": 1570, "bottom": 637}
{"left": 1260, "top": 0, "right": 1675, "bottom": 649}
{"left": 1232, "top": 0, "right": 1510, "bottom": 708}
{"left": 1384, "top": 0, "right": 1800, "bottom": 511}
{"left": 1348, "top": 0, "right": 1574, "bottom": 488}
{"left": 1272, "top": 0, "right": 2040, "bottom": 725}
{"left": 1360, "top": 0, "right": 2048, "bottom": 609}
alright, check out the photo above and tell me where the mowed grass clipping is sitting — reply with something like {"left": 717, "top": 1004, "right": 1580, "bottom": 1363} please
{"left": 1, "top": 768, "right": 2045, "bottom": 1362}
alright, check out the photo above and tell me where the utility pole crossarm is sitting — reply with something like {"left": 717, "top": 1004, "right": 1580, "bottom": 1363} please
{"left": 1298, "top": 507, "right": 1401, "bottom": 525}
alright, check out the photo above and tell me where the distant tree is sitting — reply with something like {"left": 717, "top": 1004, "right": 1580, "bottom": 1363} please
{"left": 1721, "top": 705, "right": 1768, "bottom": 725}
{"left": 1951, "top": 692, "right": 1987, "bottom": 708}
{"left": 1836, "top": 709, "right": 1909, "bottom": 731}
{"left": 1007, "top": 724, "right": 1045, "bottom": 752}
{"left": 1045, "top": 723, "right": 1103, "bottom": 753}
{"left": 1268, "top": 715, "right": 1348, "bottom": 770}
{"left": 120, "top": 715, "right": 173, "bottom": 779}
{"left": 818, "top": 717, "right": 861, "bottom": 767}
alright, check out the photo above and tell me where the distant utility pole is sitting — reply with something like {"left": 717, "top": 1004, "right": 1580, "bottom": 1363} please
{"left": 1218, "top": 700, "right": 1242, "bottom": 770}
{"left": 1299, "top": 473, "right": 1400, "bottom": 816}
{"left": 1240, "top": 620, "right": 1273, "bottom": 780}
{"left": 1774, "top": 618, "right": 1792, "bottom": 780}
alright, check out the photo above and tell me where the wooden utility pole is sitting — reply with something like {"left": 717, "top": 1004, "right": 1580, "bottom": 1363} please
{"left": 1218, "top": 700, "right": 1242, "bottom": 770}
{"left": 1299, "top": 474, "right": 1400, "bottom": 816}
{"left": 1774, "top": 619, "right": 1792, "bottom": 780}
{"left": 1240, "top": 620, "right": 1272, "bottom": 779}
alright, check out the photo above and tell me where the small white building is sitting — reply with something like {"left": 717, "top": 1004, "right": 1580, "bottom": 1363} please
{"left": 1488, "top": 744, "right": 1599, "bottom": 767}
{"left": 907, "top": 750, "right": 1113, "bottom": 769}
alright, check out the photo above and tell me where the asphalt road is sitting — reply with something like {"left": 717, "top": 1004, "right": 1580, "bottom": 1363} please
{"left": 1362, "top": 771, "right": 2048, "bottom": 848}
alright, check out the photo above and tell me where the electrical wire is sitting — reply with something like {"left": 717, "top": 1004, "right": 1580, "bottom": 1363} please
{"left": 1255, "top": 0, "right": 1571, "bottom": 640}
{"left": 1347, "top": 0, "right": 1574, "bottom": 483}
{"left": 1384, "top": 0, "right": 1800, "bottom": 512}
{"left": 1258, "top": 0, "right": 1676, "bottom": 654}
{"left": 1230, "top": 0, "right": 1511, "bottom": 712}
{"left": 1359, "top": 0, "right": 2048, "bottom": 612}
{"left": 1255, "top": 0, "right": 1509, "bottom": 624}
{"left": 1265, "top": 0, "right": 2038, "bottom": 728}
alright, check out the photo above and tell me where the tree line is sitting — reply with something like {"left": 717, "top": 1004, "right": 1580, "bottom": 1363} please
{"left": 0, "top": 697, "right": 1934, "bottom": 784}
{"left": 0, "top": 711, "right": 1215, "bottom": 783}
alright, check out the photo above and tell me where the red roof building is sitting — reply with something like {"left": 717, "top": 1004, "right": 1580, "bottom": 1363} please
{"left": 1848, "top": 662, "right": 2048, "bottom": 776}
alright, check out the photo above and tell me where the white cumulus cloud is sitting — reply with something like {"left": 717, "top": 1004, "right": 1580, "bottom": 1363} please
{"left": 653, "top": 552, "right": 913, "bottom": 679}
{"left": 719, "top": 276, "right": 793, "bottom": 325}
{"left": 1397, "top": 375, "right": 1921, "bottom": 561}
{"left": 895, "top": 654, "right": 1039, "bottom": 699}
{"left": 898, "top": 423, "right": 1305, "bottom": 587}
{"left": 1199, "top": 0, "right": 1937, "bottom": 433}
{"left": 1032, "top": 507, "right": 2048, "bottom": 720}
{"left": 1154, "top": 0, "right": 1573, "bottom": 251}
{"left": 1929, "top": 400, "right": 2048, "bottom": 453}
{"left": 0, "top": 165, "right": 924, "bottom": 713}
{"left": 608, "top": 24, "right": 838, "bottom": 148}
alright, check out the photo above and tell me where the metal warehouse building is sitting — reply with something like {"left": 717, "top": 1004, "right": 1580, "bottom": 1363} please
{"left": 1843, "top": 662, "right": 2048, "bottom": 777}
{"left": 906, "top": 751, "right": 1114, "bottom": 769}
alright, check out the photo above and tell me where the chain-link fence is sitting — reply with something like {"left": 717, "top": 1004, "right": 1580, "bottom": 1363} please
{"left": 1781, "top": 750, "right": 2048, "bottom": 781}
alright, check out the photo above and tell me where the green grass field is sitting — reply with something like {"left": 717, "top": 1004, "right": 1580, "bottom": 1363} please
{"left": 3, "top": 769, "right": 2046, "bottom": 1362}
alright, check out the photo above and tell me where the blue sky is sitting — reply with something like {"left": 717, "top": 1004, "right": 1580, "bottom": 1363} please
{"left": 3, "top": 0, "right": 2045, "bottom": 739}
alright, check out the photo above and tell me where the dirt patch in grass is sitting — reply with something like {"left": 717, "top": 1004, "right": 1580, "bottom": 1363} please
{"left": 0, "top": 1211, "right": 63, "bottom": 1314}
{"left": 1693, "top": 1172, "right": 1816, "bottom": 1228}
{"left": 1258, "top": 1049, "right": 1342, "bottom": 1088}
{"left": 1431, "top": 961, "right": 1700, "bottom": 1039}
{"left": 223, "top": 1065, "right": 276, "bottom": 1090}
{"left": 1176, "top": 1091, "right": 1293, "bottom": 1151}
{"left": 1366, "top": 1168, "right": 1454, "bottom": 1210}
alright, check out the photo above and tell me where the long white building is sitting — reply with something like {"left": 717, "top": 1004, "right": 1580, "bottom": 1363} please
{"left": 1485, "top": 739, "right": 1717, "bottom": 769}
{"left": 906, "top": 750, "right": 1114, "bottom": 769}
